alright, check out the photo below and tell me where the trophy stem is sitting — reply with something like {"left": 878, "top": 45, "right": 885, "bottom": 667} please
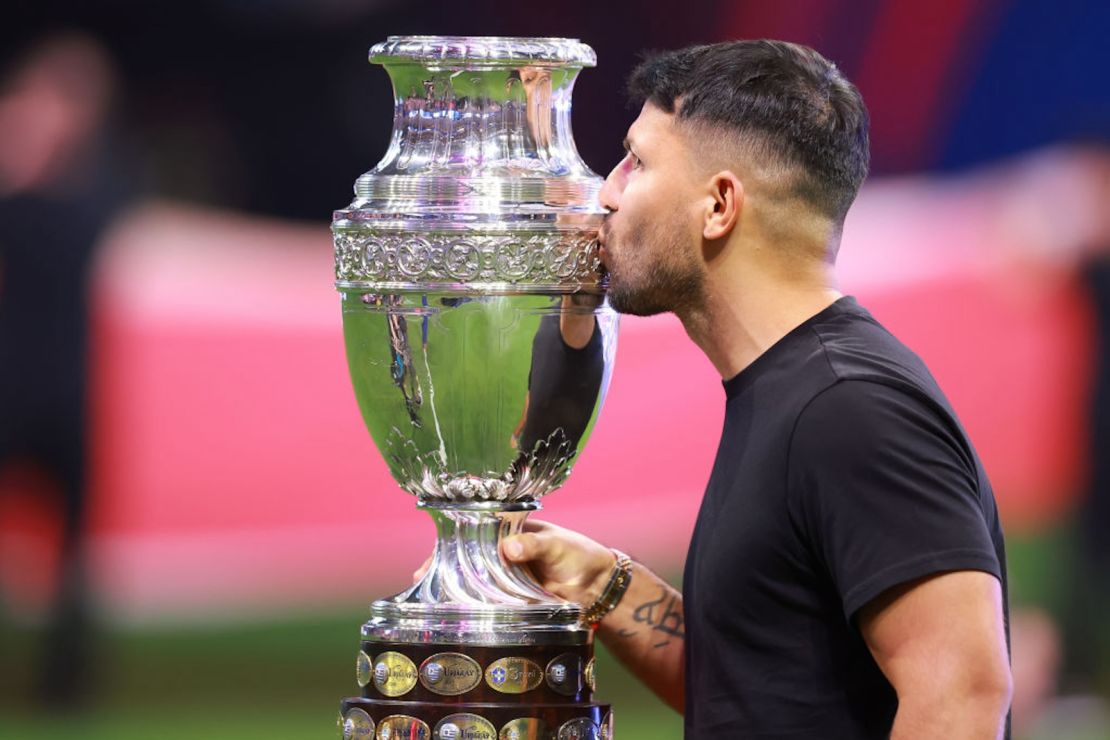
{"left": 360, "top": 501, "right": 589, "bottom": 646}
{"left": 423, "top": 502, "right": 554, "bottom": 605}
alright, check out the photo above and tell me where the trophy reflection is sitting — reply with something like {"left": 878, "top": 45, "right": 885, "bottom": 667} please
{"left": 332, "top": 37, "right": 618, "bottom": 740}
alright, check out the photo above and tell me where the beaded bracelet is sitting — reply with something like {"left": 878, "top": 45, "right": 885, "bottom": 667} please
{"left": 582, "top": 549, "right": 633, "bottom": 626}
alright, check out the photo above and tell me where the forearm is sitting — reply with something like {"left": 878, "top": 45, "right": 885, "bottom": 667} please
{"left": 596, "top": 562, "right": 685, "bottom": 713}
{"left": 497, "top": 523, "right": 686, "bottom": 711}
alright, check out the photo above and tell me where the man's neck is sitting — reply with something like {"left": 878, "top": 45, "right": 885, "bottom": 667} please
{"left": 677, "top": 260, "right": 842, "bottom": 381}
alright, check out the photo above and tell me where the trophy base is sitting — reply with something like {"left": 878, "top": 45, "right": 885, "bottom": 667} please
{"left": 344, "top": 638, "right": 611, "bottom": 739}
{"left": 339, "top": 698, "right": 612, "bottom": 740}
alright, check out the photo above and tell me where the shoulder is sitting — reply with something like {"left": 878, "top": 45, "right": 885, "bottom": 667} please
{"left": 786, "top": 379, "right": 1000, "bottom": 617}
{"left": 810, "top": 308, "right": 941, "bottom": 394}
{"left": 789, "top": 379, "right": 974, "bottom": 477}
{"left": 797, "top": 304, "right": 969, "bottom": 458}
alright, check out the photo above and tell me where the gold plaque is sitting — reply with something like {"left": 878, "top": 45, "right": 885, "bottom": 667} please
{"left": 499, "top": 718, "right": 547, "bottom": 740}
{"left": 485, "top": 657, "right": 543, "bottom": 694}
{"left": 419, "top": 652, "right": 483, "bottom": 696}
{"left": 583, "top": 657, "right": 596, "bottom": 692}
{"left": 342, "top": 708, "right": 375, "bottom": 740}
{"left": 377, "top": 715, "right": 430, "bottom": 740}
{"left": 372, "top": 651, "right": 419, "bottom": 698}
{"left": 356, "top": 651, "right": 373, "bottom": 687}
{"left": 434, "top": 713, "right": 496, "bottom": 740}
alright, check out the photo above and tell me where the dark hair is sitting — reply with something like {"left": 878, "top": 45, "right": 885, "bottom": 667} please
{"left": 628, "top": 40, "right": 870, "bottom": 222}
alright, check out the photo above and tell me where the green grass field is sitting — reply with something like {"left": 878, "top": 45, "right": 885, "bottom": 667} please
{"left": 3, "top": 526, "right": 1110, "bottom": 739}
{"left": 0, "top": 608, "right": 683, "bottom": 739}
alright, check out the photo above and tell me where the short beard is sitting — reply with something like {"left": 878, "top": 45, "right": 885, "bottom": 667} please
{"left": 609, "top": 267, "right": 703, "bottom": 316}
{"left": 607, "top": 224, "right": 704, "bottom": 317}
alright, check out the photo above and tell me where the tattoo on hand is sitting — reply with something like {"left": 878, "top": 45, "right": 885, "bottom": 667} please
{"left": 620, "top": 588, "right": 685, "bottom": 648}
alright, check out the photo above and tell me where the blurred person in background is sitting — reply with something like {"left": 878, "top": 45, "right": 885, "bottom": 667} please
{"left": 967, "top": 136, "right": 1110, "bottom": 724}
{"left": 0, "top": 29, "right": 133, "bottom": 706}
{"left": 997, "top": 133, "right": 1110, "bottom": 736}
{"left": 1053, "top": 136, "right": 1110, "bottom": 700}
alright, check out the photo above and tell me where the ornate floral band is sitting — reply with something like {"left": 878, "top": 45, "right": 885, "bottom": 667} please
{"left": 333, "top": 229, "right": 604, "bottom": 293}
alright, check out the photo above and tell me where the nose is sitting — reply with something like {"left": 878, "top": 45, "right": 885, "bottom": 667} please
{"left": 598, "top": 158, "right": 625, "bottom": 212}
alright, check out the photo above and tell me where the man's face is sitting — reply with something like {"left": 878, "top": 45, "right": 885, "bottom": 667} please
{"left": 598, "top": 102, "right": 705, "bottom": 317}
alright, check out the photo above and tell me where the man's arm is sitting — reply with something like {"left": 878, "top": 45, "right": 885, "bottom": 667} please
{"left": 502, "top": 521, "right": 685, "bottom": 712}
{"left": 595, "top": 563, "right": 685, "bottom": 712}
{"left": 859, "top": 570, "right": 1012, "bottom": 740}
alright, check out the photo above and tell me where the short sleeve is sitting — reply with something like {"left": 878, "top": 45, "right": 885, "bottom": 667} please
{"left": 787, "top": 380, "right": 1001, "bottom": 621}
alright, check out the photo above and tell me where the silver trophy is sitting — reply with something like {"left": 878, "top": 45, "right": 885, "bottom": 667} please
{"left": 332, "top": 37, "right": 617, "bottom": 740}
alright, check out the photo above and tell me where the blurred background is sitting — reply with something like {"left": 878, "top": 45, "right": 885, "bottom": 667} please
{"left": 1, "top": 0, "right": 1108, "bottom": 738}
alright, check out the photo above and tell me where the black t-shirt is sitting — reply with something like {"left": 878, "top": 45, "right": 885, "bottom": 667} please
{"left": 682, "top": 296, "right": 1009, "bottom": 739}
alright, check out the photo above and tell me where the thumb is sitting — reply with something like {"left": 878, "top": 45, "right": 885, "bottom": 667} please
{"left": 412, "top": 554, "right": 433, "bottom": 583}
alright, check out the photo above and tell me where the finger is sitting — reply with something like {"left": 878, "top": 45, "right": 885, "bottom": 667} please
{"left": 412, "top": 554, "right": 433, "bottom": 583}
{"left": 520, "top": 518, "right": 556, "bottom": 534}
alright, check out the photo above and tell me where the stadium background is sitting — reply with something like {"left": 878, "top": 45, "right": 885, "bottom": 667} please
{"left": 1, "top": 1, "right": 1109, "bottom": 738}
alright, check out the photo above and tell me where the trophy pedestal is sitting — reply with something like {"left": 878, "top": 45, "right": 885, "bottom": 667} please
{"left": 339, "top": 506, "right": 614, "bottom": 739}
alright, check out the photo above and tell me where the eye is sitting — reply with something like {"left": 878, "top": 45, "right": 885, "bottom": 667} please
{"left": 629, "top": 152, "right": 643, "bottom": 170}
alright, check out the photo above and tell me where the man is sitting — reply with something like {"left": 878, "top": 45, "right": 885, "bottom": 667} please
{"left": 499, "top": 40, "right": 1012, "bottom": 738}
{"left": 0, "top": 30, "right": 129, "bottom": 706}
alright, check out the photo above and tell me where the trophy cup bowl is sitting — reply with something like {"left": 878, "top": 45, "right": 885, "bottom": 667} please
{"left": 333, "top": 37, "right": 618, "bottom": 740}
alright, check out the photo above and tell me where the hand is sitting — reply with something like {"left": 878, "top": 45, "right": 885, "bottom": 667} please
{"left": 502, "top": 519, "right": 616, "bottom": 606}
{"left": 410, "top": 519, "right": 616, "bottom": 607}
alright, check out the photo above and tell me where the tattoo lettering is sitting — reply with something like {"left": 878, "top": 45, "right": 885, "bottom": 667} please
{"left": 623, "top": 587, "right": 685, "bottom": 648}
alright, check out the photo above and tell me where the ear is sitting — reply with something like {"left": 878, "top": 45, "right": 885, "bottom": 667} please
{"left": 703, "top": 171, "right": 743, "bottom": 241}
